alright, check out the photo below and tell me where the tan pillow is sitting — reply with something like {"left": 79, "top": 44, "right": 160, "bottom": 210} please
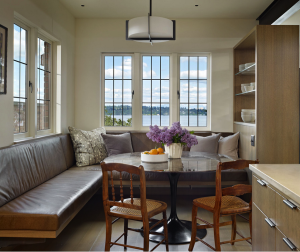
{"left": 190, "top": 134, "right": 221, "bottom": 153}
{"left": 218, "top": 132, "right": 239, "bottom": 159}
{"left": 68, "top": 126, "right": 108, "bottom": 167}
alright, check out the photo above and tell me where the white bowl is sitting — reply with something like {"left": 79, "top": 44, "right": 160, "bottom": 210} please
{"left": 239, "top": 64, "right": 245, "bottom": 71}
{"left": 241, "top": 114, "right": 252, "bottom": 123}
{"left": 244, "top": 86, "right": 254, "bottom": 92}
{"left": 241, "top": 84, "right": 250, "bottom": 93}
{"left": 245, "top": 62, "right": 255, "bottom": 68}
{"left": 141, "top": 153, "right": 168, "bottom": 163}
{"left": 250, "top": 82, "right": 255, "bottom": 86}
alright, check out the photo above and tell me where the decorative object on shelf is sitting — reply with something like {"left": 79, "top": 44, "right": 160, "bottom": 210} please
{"left": 239, "top": 64, "right": 245, "bottom": 71}
{"left": 126, "top": 0, "right": 176, "bottom": 44}
{"left": 146, "top": 122, "right": 198, "bottom": 158}
{"left": 241, "top": 109, "right": 255, "bottom": 123}
{"left": 0, "top": 24, "right": 8, "bottom": 94}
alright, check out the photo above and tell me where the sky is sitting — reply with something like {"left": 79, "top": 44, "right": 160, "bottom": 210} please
{"left": 104, "top": 56, "right": 208, "bottom": 110}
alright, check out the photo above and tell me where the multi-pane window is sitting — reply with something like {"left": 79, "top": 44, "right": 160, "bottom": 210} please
{"left": 104, "top": 56, "right": 132, "bottom": 127}
{"left": 37, "top": 38, "right": 51, "bottom": 131}
{"left": 179, "top": 56, "right": 208, "bottom": 127}
{"left": 13, "top": 24, "right": 27, "bottom": 134}
{"left": 142, "top": 56, "right": 170, "bottom": 126}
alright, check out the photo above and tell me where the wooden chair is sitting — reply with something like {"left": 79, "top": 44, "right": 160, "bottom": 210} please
{"left": 188, "top": 159, "right": 259, "bottom": 251}
{"left": 101, "top": 162, "right": 169, "bottom": 251}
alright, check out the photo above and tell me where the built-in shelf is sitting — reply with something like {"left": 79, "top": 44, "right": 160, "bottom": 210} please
{"left": 235, "top": 64, "right": 255, "bottom": 75}
{"left": 235, "top": 90, "right": 255, "bottom": 96}
{"left": 234, "top": 121, "right": 256, "bottom": 127}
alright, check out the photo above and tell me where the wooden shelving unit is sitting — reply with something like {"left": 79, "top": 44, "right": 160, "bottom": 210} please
{"left": 233, "top": 25, "right": 299, "bottom": 164}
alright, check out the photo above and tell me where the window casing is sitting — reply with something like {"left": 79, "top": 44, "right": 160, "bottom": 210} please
{"left": 101, "top": 53, "right": 210, "bottom": 131}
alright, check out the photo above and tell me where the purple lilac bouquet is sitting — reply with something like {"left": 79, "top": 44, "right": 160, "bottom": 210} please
{"left": 146, "top": 122, "right": 198, "bottom": 148}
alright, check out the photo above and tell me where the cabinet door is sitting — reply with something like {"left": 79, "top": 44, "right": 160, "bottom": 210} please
{"left": 276, "top": 228, "right": 298, "bottom": 251}
{"left": 252, "top": 203, "right": 276, "bottom": 251}
{"left": 275, "top": 192, "right": 300, "bottom": 249}
{"left": 252, "top": 175, "right": 276, "bottom": 220}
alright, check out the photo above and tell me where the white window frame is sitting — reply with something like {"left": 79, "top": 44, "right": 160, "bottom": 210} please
{"left": 13, "top": 20, "right": 30, "bottom": 140}
{"left": 100, "top": 53, "right": 211, "bottom": 132}
{"left": 100, "top": 53, "right": 135, "bottom": 130}
{"left": 13, "top": 15, "right": 60, "bottom": 142}
{"left": 177, "top": 53, "right": 211, "bottom": 131}
{"left": 36, "top": 34, "right": 53, "bottom": 136}
{"left": 140, "top": 53, "right": 172, "bottom": 130}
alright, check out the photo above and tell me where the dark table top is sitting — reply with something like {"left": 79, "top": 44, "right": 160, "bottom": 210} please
{"left": 103, "top": 151, "right": 236, "bottom": 173}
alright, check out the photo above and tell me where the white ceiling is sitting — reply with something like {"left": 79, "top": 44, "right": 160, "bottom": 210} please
{"left": 59, "top": 0, "right": 274, "bottom": 19}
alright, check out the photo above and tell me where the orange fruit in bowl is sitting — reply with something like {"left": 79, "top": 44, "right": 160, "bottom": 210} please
{"left": 157, "top": 147, "right": 164, "bottom": 154}
{"left": 149, "top": 149, "right": 158, "bottom": 155}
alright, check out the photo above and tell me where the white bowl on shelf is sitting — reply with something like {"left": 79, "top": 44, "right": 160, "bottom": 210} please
{"left": 241, "top": 114, "right": 253, "bottom": 123}
{"left": 241, "top": 83, "right": 250, "bottom": 93}
{"left": 239, "top": 64, "right": 245, "bottom": 71}
{"left": 250, "top": 82, "right": 255, "bottom": 87}
{"left": 245, "top": 62, "right": 255, "bottom": 68}
{"left": 241, "top": 109, "right": 255, "bottom": 112}
{"left": 244, "top": 86, "right": 254, "bottom": 92}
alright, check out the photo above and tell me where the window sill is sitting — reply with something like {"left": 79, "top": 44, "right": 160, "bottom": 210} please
{"left": 14, "top": 133, "right": 62, "bottom": 144}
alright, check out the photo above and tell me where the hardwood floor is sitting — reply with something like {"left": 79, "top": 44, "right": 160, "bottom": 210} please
{"left": 1, "top": 193, "right": 252, "bottom": 251}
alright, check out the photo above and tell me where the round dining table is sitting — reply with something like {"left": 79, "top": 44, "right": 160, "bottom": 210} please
{"left": 103, "top": 151, "right": 235, "bottom": 244}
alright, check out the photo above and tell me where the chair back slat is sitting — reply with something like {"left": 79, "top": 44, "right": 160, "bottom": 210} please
{"left": 130, "top": 174, "right": 134, "bottom": 204}
{"left": 120, "top": 172, "right": 124, "bottom": 203}
{"left": 219, "top": 159, "right": 259, "bottom": 171}
{"left": 100, "top": 162, "right": 148, "bottom": 217}
{"left": 110, "top": 171, "right": 116, "bottom": 202}
{"left": 222, "top": 184, "right": 252, "bottom": 197}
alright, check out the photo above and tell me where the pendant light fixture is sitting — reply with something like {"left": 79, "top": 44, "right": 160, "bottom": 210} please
{"left": 126, "top": 0, "right": 176, "bottom": 44}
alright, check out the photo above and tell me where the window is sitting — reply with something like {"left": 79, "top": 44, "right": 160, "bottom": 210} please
{"left": 142, "top": 56, "right": 170, "bottom": 126}
{"left": 13, "top": 24, "right": 28, "bottom": 134}
{"left": 179, "top": 56, "right": 208, "bottom": 127}
{"left": 37, "top": 37, "right": 51, "bottom": 131}
{"left": 101, "top": 53, "right": 210, "bottom": 131}
{"left": 104, "top": 55, "right": 132, "bottom": 127}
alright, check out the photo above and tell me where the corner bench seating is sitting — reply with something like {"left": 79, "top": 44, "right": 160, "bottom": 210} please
{"left": 0, "top": 131, "right": 248, "bottom": 239}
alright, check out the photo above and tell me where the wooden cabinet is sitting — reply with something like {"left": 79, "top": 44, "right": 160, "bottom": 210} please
{"left": 252, "top": 173, "right": 300, "bottom": 251}
{"left": 233, "top": 25, "right": 299, "bottom": 164}
{"left": 252, "top": 203, "right": 276, "bottom": 251}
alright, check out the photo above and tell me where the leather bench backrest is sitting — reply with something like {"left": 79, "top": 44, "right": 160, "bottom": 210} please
{"left": 59, "top": 134, "right": 75, "bottom": 168}
{"left": 0, "top": 137, "right": 67, "bottom": 207}
{"left": 106, "top": 131, "right": 234, "bottom": 152}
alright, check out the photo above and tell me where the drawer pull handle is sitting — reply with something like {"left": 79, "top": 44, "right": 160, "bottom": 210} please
{"left": 283, "top": 238, "right": 297, "bottom": 251}
{"left": 257, "top": 179, "right": 266, "bottom": 186}
{"left": 264, "top": 218, "right": 275, "bottom": 228}
{"left": 283, "top": 199, "right": 297, "bottom": 209}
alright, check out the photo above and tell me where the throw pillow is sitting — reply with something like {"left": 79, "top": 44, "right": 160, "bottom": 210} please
{"left": 68, "top": 126, "right": 107, "bottom": 167}
{"left": 190, "top": 133, "right": 221, "bottom": 153}
{"left": 218, "top": 132, "right": 240, "bottom": 159}
{"left": 102, "top": 133, "right": 133, "bottom": 156}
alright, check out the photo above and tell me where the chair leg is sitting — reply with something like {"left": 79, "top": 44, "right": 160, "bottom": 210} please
{"left": 143, "top": 221, "right": 149, "bottom": 251}
{"left": 124, "top": 218, "right": 128, "bottom": 251}
{"left": 163, "top": 211, "right": 169, "bottom": 251}
{"left": 105, "top": 215, "right": 112, "bottom": 251}
{"left": 231, "top": 215, "right": 237, "bottom": 245}
{"left": 249, "top": 211, "right": 252, "bottom": 239}
{"left": 213, "top": 213, "right": 221, "bottom": 251}
{"left": 188, "top": 205, "right": 198, "bottom": 252}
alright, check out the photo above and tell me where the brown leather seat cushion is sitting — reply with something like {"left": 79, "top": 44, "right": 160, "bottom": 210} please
{"left": 0, "top": 170, "right": 102, "bottom": 231}
{"left": 0, "top": 137, "right": 67, "bottom": 207}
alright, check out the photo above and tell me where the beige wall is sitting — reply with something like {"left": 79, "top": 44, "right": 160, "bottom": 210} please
{"left": 0, "top": 0, "right": 75, "bottom": 147}
{"left": 75, "top": 18, "right": 257, "bottom": 132}
{"left": 281, "top": 9, "right": 300, "bottom": 67}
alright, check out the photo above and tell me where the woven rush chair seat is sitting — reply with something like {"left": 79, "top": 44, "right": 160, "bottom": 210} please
{"left": 194, "top": 196, "right": 250, "bottom": 215}
{"left": 110, "top": 198, "right": 167, "bottom": 218}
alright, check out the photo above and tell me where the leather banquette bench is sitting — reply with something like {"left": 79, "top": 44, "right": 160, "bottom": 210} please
{"left": 0, "top": 131, "right": 248, "bottom": 239}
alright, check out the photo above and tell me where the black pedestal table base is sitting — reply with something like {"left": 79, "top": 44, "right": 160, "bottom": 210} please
{"left": 141, "top": 173, "right": 207, "bottom": 244}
